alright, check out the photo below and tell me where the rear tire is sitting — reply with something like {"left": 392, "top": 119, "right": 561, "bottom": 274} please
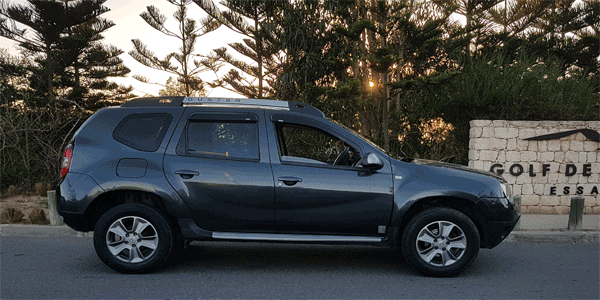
{"left": 401, "top": 207, "right": 480, "bottom": 277}
{"left": 93, "top": 203, "right": 174, "bottom": 273}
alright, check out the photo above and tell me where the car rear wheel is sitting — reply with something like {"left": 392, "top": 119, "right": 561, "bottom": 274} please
{"left": 93, "top": 203, "right": 174, "bottom": 273}
{"left": 401, "top": 207, "right": 480, "bottom": 277}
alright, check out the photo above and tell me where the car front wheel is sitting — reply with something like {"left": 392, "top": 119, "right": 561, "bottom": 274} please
{"left": 93, "top": 203, "right": 174, "bottom": 273}
{"left": 401, "top": 207, "right": 480, "bottom": 277}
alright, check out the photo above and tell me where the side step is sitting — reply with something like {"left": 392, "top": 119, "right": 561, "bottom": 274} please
{"left": 212, "top": 232, "right": 383, "bottom": 243}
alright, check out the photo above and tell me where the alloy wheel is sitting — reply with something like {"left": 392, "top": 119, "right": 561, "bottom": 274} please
{"left": 106, "top": 216, "right": 159, "bottom": 263}
{"left": 415, "top": 220, "right": 467, "bottom": 267}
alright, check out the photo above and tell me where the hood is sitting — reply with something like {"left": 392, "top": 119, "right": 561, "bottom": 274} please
{"left": 397, "top": 158, "right": 506, "bottom": 183}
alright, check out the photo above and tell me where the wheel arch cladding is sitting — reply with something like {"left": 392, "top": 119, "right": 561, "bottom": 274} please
{"left": 398, "top": 196, "right": 489, "bottom": 248}
{"left": 84, "top": 190, "right": 177, "bottom": 232}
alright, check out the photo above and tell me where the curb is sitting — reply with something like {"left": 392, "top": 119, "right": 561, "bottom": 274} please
{"left": 0, "top": 224, "right": 93, "bottom": 238}
{"left": 506, "top": 230, "right": 599, "bottom": 244}
{"left": 2, "top": 225, "right": 599, "bottom": 244}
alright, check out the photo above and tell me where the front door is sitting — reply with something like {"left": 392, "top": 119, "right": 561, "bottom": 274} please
{"left": 267, "top": 114, "right": 394, "bottom": 235}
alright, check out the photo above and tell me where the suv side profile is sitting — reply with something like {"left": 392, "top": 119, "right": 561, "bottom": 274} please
{"left": 57, "top": 96, "right": 519, "bottom": 277}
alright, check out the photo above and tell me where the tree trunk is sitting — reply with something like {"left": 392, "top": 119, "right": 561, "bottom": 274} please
{"left": 255, "top": 13, "right": 263, "bottom": 99}
{"left": 46, "top": 42, "right": 55, "bottom": 101}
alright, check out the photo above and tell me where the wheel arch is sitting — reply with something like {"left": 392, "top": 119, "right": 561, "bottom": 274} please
{"left": 83, "top": 189, "right": 179, "bottom": 233}
{"left": 395, "top": 196, "right": 491, "bottom": 248}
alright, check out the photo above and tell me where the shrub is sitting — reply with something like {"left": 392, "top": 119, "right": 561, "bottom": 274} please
{"left": 35, "top": 182, "right": 49, "bottom": 197}
{"left": 6, "top": 185, "right": 21, "bottom": 197}
{"left": 1, "top": 207, "right": 25, "bottom": 223}
{"left": 28, "top": 208, "right": 49, "bottom": 225}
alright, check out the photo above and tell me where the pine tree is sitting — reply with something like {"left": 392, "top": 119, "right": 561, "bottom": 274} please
{"left": 0, "top": 0, "right": 110, "bottom": 103}
{"left": 158, "top": 76, "right": 205, "bottom": 96}
{"left": 527, "top": 0, "right": 599, "bottom": 77}
{"left": 193, "top": 0, "right": 285, "bottom": 98}
{"left": 58, "top": 4, "right": 133, "bottom": 108}
{"left": 130, "top": 0, "right": 220, "bottom": 97}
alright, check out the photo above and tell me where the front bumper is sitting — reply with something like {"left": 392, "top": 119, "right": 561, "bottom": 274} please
{"left": 484, "top": 214, "right": 520, "bottom": 248}
{"left": 476, "top": 197, "right": 520, "bottom": 248}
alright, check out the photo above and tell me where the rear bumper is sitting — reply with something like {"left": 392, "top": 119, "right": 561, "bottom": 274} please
{"left": 56, "top": 187, "right": 89, "bottom": 232}
{"left": 56, "top": 173, "right": 104, "bottom": 232}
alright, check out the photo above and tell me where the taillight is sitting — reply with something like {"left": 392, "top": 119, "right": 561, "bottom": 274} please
{"left": 61, "top": 144, "right": 74, "bottom": 178}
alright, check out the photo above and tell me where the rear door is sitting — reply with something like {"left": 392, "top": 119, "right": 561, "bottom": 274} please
{"left": 164, "top": 108, "right": 275, "bottom": 232}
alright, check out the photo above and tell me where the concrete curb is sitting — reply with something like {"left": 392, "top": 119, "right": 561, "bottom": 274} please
{"left": 506, "top": 230, "right": 599, "bottom": 244}
{"left": 2, "top": 224, "right": 599, "bottom": 244}
{"left": 0, "top": 224, "right": 93, "bottom": 238}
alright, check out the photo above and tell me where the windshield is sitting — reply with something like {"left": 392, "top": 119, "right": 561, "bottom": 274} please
{"left": 329, "top": 119, "right": 388, "bottom": 154}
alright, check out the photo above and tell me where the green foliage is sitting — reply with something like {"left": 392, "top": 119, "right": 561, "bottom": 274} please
{"left": 1, "top": 207, "right": 24, "bottom": 223}
{"left": 399, "top": 52, "right": 599, "bottom": 163}
{"left": 28, "top": 208, "right": 49, "bottom": 225}
{"left": 159, "top": 76, "right": 205, "bottom": 97}
{"left": 444, "top": 53, "right": 598, "bottom": 121}
{"left": 0, "top": 0, "right": 133, "bottom": 108}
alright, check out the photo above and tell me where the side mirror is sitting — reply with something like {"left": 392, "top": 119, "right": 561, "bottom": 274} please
{"left": 359, "top": 153, "right": 384, "bottom": 171}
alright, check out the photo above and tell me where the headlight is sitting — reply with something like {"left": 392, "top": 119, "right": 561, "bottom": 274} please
{"left": 500, "top": 183, "right": 513, "bottom": 204}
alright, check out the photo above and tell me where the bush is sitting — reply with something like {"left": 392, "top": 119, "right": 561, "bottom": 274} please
{"left": 35, "top": 182, "right": 49, "bottom": 197}
{"left": 1, "top": 207, "right": 24, "bottom": 223}
{"left": 28, "top": 208, "right": 49, "bottom": 225}
{"left": 6, "top": 185, "right": 21, "bottom": 197}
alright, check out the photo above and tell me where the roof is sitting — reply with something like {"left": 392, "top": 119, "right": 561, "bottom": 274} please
{"left": 121, "top": 96, "right": 325, "bottom": 118}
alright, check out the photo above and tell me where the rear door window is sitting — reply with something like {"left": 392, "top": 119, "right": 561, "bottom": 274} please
{"left": 178, "top": 113, "right": 260, "bottom": 160}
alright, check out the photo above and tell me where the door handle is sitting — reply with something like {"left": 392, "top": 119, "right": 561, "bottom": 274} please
{"left": 175, "top": 170, "right": 199, "bottom": 179}
{"left": 278, "top": 176, "right": 302, "bottom": 186}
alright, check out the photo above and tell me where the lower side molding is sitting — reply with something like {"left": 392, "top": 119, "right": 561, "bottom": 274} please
{"left": 212, "top": 232, "right": 383, "bottom": 243}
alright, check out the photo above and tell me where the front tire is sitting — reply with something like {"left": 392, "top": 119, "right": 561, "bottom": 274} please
{"left": 93, "top": 204, "right": 174, "bottom": 273}
{"left": 401, "top": 207, "right": 480, "bottom": 277}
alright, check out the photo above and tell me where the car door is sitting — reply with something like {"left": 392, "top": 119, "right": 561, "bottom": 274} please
{"left": 266, "top": 112, "right": 394, "bottom": 236}
{"left": 164, "top": 109, "right": 275, "bottom": 232}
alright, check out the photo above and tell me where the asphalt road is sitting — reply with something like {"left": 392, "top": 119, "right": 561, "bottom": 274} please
{"left": 1, "top": 236, "right": 599, "bottom": 299}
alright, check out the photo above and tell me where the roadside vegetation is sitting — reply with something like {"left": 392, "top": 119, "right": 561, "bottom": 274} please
{"left": 1, "top": 0, "right": 598, "bottom": 194}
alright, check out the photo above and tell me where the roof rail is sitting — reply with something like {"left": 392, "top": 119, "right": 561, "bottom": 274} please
{"left": 121, "top": 96, "right": 324, "bottom": 118}
{"left": 183, "top": 97, "right": 289, "bottom": 110}
{"left": 121, "top": 96, "right": 185, "bottom": 107}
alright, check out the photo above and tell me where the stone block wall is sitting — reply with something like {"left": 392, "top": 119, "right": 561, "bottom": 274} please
{"left": 469, "top": 120, "right": 600, "bottom": 214}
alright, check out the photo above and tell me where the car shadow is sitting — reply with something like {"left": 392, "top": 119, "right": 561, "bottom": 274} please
{"left": 159, "top": 241, "right": 416, "bottom": 275}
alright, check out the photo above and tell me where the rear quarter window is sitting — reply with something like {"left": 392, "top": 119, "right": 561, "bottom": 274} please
{"left": 112, "top": 113, "right": 172, "bottom": 152}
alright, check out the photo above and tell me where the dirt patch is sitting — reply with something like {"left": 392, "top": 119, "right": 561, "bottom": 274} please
{"left": 0, "top": 195, "right": 50, "bottom": 224}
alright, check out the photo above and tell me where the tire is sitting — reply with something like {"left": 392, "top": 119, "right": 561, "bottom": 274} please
{"left": 401, "top": 207, "right": 480, "bottom": 277}
{"left": 93, "top": 203, "right": 174, "bottom": 273}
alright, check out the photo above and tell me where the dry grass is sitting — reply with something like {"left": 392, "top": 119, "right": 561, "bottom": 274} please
{"left": 0, "top": 195, "right": 50, "bottom": 224}
{"left": 28, "top": 208, "right": 50, "bottom": 225}
{"left": 1, "top": 207, "right": 25, "bottom": 223}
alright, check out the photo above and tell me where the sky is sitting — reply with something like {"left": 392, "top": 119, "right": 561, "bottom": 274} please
{"left": 0, "top": 0, "right": 244, "bottom": 97}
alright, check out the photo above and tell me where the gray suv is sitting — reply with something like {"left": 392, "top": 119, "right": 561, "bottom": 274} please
{"left": 57, "top": 96, "right": 519, "bottom": 276}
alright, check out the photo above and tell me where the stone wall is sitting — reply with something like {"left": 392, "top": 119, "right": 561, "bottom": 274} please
{"left": 469, "top": 120, "right": 600, "bottom": 214}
